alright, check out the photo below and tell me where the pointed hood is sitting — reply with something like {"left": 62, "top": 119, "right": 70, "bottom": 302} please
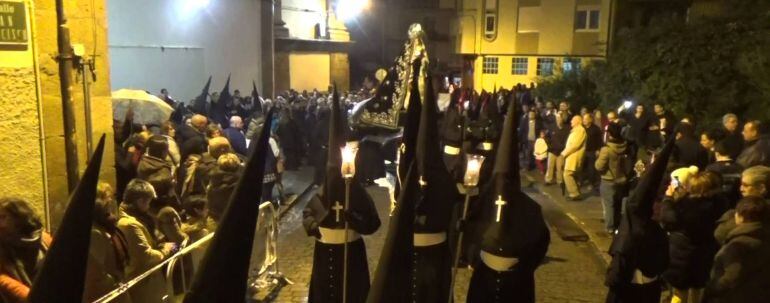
{"left": 252, "top": 80, "right": 263, "bottom": 113}
{"left": 479, "top": 100, "right": 549, "bottom": 259}
{"left": 184, "top": 108, "right": 274, "bottom": 302}
{"left": 28, "top": 135, "right": 106, "bottom": 303}
{"left": 326, "top": 87, "right": 345, "bottom": 169}
{"left": 395, "top": 59, "right": 423, "bottom": 198}
{"left": 318, "top": 87, "right": 375, "bottom": 228}
{"left": 626, "top": 136, "right": 676, "bottom": 236}
{"left": 210, "top": 74, "right": 231, "bottom": 127}
{"left": 191, "top": 76, "right": 212, "bottom": 115}
{"left": 414, "top": 74, "right": 459, "bottom": 229}
{"left": 492, "top": 96, "right": 520, "bottom": 189}
{"left": 366, "top": 161, "right": 418, "bottom": 303}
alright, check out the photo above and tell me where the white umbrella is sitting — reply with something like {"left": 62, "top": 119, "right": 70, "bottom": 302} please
{"left": 112, "top": 88, "right": 174, "bottom": 125}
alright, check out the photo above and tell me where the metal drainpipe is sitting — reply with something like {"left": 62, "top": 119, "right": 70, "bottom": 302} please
{"left": 56, "top": 0, "right": 80, "bottom": 191}
{"left": 28, "top": 0, "right": 52, "bottom": 230}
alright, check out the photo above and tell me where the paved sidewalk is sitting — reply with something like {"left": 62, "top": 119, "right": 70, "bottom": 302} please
{"left": 523, "top": 170, "right": 613, "bottom": 265}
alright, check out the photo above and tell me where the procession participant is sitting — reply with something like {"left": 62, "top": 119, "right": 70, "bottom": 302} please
{"left": 303, "top": 88, "right": 381, "bottom": 303}
{"left": 466, "top": 99, "right": 550, "bottom": 303}
{"left": 605, "top": 137, "right": 676, "bottom": 303}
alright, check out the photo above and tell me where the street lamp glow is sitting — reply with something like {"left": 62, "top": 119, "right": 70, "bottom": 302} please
{"left": 336, "top": 0, "right": 370, "bottom": 22}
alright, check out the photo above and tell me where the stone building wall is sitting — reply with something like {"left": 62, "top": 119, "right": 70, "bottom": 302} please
{"left": 34, "top": 0, "right": 116, "bottom": 228}
{"left": 0, "top": 66, "right": 47, "bottom": 218}
{"left": 0, "top": 0, "right": 115, "bottom": 228}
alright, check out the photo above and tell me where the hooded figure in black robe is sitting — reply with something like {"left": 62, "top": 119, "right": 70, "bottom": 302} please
{"left": 190, "top": 76, "right": 212, "bottom": 116}
{"left": 605, "top": 137, "right": 675, "bottom": 303}
{"left": 303, "top": 88, "right": 381, "bottom": 303}
{"left": 28, "top": 136, "right": 106, "bottom": 303}
{"left": 210, "top": 75, "right": 231, "bottom": 128}
{"left": 368, "top": 74, "right": 460, "bottom": 303}
{"left": 441, "top": 88, "right": 465, "bottom": 183}
{"left": 184, "top": 108, "right": 274, "bottom": 302}
{"left": 466, "top": 99, "right": 550, "bottom": 303}
{"left": 410, "top": 75, "right": 461, "bottom": 302}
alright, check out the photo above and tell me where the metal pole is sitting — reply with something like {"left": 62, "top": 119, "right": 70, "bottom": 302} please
{"left": 56, "top": 0, "right": 80, "bottom": 191}
{"left": 81, "top": 60, "right": 94, "bottom": 160}
{"left": 448, "top": 191, "right": 472, "bottom": 303}
{"left": 343, "top": 177, "right": 351, "bottom": 303}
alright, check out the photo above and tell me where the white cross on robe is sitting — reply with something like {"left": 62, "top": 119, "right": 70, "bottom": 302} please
{"left": 495, "top": 195, "right": 507, "bottom": 222}
{"left": 332, "top": 201, "right": 344, "bottom": 222}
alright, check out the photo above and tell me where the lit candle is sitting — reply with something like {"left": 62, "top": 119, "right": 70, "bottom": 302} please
{"left": 464, "top": 154, "right": 485, "bottom": 187}
{"left": 341, "top": 142, "right": 359, "bottom": 179}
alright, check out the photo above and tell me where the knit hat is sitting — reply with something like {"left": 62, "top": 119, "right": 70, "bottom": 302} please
{"left": 670, "top": 166, "right": 699, "bottom": 186}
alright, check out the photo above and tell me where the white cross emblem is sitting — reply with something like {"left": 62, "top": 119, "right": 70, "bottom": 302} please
{"left": 332, "top": 201, "right": 344, "bottom": 222}
{"left": 495, "top": 195, "right": 507, "bottom": 223}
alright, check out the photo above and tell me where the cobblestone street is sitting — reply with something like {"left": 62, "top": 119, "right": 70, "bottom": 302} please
{"left": 263, "top": 182, "right": 607, "bottom": 303}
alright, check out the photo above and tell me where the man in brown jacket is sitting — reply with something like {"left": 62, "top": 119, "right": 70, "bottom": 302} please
{"left": 562, "top": 115, "right": 587, "bottom": 200}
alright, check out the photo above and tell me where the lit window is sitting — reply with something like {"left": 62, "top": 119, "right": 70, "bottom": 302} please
{"left": 483, "top": 57, "right": 499, "bottom": 74}
{"left": 563, "top": 58, "right": 582, "bottom": 73}
{"left": 575, "top": 8, "right": 600, "bottom": 31}
{"left": 537, "top": 58, "right": 554, "bottom": 76}
{"left": 512, "top": 57, "right": 528, "bottom": 75}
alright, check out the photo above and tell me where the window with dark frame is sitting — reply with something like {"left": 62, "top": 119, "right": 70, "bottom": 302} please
{"left": 575, "top": 8, "right": 600, "bottom": 31}
{"left": 537, "top": 58, "right": 554, "bottom": 76}
{"left": 483, "top": 57, "right": 499, "bottom": 74}
{"left": 512, "top": 57, "right": 528, "bottom": 75}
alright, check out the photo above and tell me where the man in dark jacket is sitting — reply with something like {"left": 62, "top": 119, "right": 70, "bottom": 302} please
{"left": 222, "top": 116, "right": 248, "bottom": 156}
{"left": 545, "top": 113, "right": 570, "bottom": 185}
{"left": 672, "top": 123, "right": 709, "bottom": 170}
{"left": 583, "top": 113, "right": 604, "bottom": 190}
{"left": 177, "top": 114, "right": 209, "bottom": 162}
{"left": 737, "top": 120, "right": 770, "bottom": 168}
{"left": 519, "top": 110, "right": 543, "bottom": 171}
{"left": 704, "top": 197, "right": 770, "bottom": 302}
{"left": 722, "top": 113, "right": 743, "bottom": 159}
{"left": 137, "top": 135, "right": 176, "bottom": 200}
{"left": 706, "top": 141, "right": 744, "bottom": 207}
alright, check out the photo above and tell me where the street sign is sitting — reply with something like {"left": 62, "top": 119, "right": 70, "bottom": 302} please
{"left": 0, "top": 1, "right": 28, "bottom": 50}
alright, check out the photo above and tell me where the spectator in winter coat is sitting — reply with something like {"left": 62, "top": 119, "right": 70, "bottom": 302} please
{"left": 660, "top": 169, "right": 728, "bottom": 303}
{"left": 704, "top": 197, "right": 770, "bottom": 302}
{"left": 137, "top": 135, "right": 176, "bottom": 202}
{"left": 562, "top": 115, "right": 587, "bottom": 200}
{"left": 583, "top": 113, "right": 604, "bottom": 189}
{"left": 206, "top": 153, "right": 243, "bottom": 222}
{"left": 0, "top": 198, "right": 51, "bottom": 303}
{"left": 519, "top": 110, "right": 543, "bottom": 170}
{"left": 534, "top": 130, "right": 549, "bottom": 174}
{"left": 117, "top": 179, "right": 176, "bottom": 303}
{"left": 595, "top": 123, "right": 629, "bottom": 232}
{"left": 545, "top": 113, "right": 570, "bottom": 185}
{"left": 706, "top": 141, "right": 743, "bottom": 208}
{"left": 84, "top": 183, "right": 132, "bottom": 303}
{"left": 671, "top": 123, "right": 710, "bottom": 170}
{"left": 721, "top": 113, "right": 743, "bottom": 159}
{"left": 160, "top": 121, "right": 181, "bottom": 167}
{"left": 737, "top": 120, "right": 770, "bottom": 168}
{"left": 714, "top": 166, "right": 770, "bottom": 247}
{"left": 223, "top": 116, "right": 248, "bottom": 156}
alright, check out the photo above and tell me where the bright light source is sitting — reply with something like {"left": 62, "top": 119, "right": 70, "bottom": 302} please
{"left": 336, "top": 0, "right": 370, "bottom": 22}
{"left": 177, "top": 0, "right": 210, "bottom": 19}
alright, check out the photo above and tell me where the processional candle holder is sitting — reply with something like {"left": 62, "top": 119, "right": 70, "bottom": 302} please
{"left": 340, "top": 141, "right": 358, "bottom": 303}
{"left": 448, "top": 154, "right": 485, "bottom": 302}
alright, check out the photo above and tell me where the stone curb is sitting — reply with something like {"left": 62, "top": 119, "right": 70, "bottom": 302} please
{"left": 277, "top": 183, "right": 318, "bottom": 221}
{"left": 524, "top": 172, "right": 612, "bottom": 266}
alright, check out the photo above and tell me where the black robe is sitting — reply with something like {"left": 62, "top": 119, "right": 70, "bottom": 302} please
{"left": 441, "top": 105, "right": 465, "bottom": 183}
{"left": 466, "top": 192, "right": 550, "bottom": 303}
{"left": 410, "top": 171, "right": 460, "bottom": 302}
{"left": 303, "top": 190, "right": 381, "bottom": 303}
